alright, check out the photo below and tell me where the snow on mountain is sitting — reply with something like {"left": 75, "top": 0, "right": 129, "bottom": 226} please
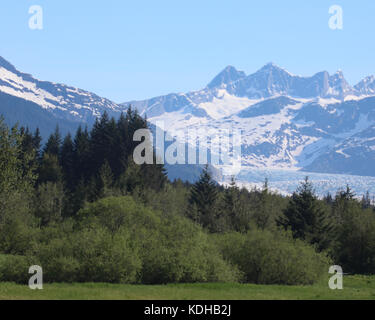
{"left": 1, "top": 54, "right": 375, "bottom": 179}
{"left": 354, "top": 75, "right": 375, "bottom": 95}
{"left": 207, "top": 65, "right": 246, "bottom": 89}
{"left": 0, "top": 56, "right": 124, "bottom": 137}
{"left": 122, "top": 64, "right": 375, "bottom": 177}
{"left": 208, "top": 63, "right": 359, "bottom": 100}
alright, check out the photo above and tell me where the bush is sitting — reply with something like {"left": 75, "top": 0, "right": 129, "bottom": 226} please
{"left": 0, "top": 196, "right": 332, "bottom": 285}
{"left": 138, "top": 214, "right": 240, "bottom": 284}
{"left": 0, "top": 215, "right": 39, "bottom": 256}
{"left": 0, "top": 254, "right": 31, "bottom": 284}
{"left": 35, "top": 226, "right": 141, "bottom": 284}
{"left": 79, "top": 196, "right": 240, "bottom": 284}
{"left": 72, "top": 228, "right": 141, "bottom": 283}
{"left": 215, "top": 230, "right": 331, "bottom": 285}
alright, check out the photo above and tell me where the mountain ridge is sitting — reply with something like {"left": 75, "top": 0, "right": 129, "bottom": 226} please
{"left": 0, "top": 55, "right": 375, "bottom": 177}
{"left": 122, "top": 63, "right": 375, "bottom": 177}
{"left": 0, "top": 56, "right": 126, "bottom": 137}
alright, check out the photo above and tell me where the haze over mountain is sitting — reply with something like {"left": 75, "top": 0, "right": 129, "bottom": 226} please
{"left": 1, "top": 55, "right": 375, "bottom": 179}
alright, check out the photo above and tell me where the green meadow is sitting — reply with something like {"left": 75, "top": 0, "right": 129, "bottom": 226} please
{"left": 0, "top": 276, "right": 374, "bottom": 300}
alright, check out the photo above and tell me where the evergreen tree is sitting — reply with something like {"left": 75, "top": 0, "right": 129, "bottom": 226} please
{"left": 277, "top": 177, "right": 334, "bottom": 251}
{"left": 224, "top": 177, "right": 237, "bottom": 215}
{"left": 337, "top": 185, "right": 356, "bottom": 201}
{"left": 361, "top": 191, "right": 371, "bottom": 209}
{"left": 38, "top": 153, "right": 63, "bottom": 185}
{"left": 323, "top": 192, "right": 333, "bottom": 205}
{"left": 223, "top": 176, "right": 242, "bottom": 230}
{"left": 66, "top": 178, "right": 87, "bottom": 216}
{"left": 73, "top": 125, "right": 90, "bottom": 181}
{"left": 115, "top": 112, "right": 130, "bottom": 177}
{"left": 60, "top": 133, "right": 75, "bottom": 190}
{"left": 253, "top": 178, "right": 274, "bottom": 230}
{"left": 32, "top": 127, "right": 42, "bottom": 159}
{"left": 188, "top": 165, "right": 218, "bottom": 230}
{"left": 43, "top": 125, "right": 61, "bottom": 157}
{"left": 89, "top": 112, "right": 117, "bottom": 176}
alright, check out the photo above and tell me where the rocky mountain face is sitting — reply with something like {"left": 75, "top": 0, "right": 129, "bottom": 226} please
{"left": 0, "top": 56, "right": 124, "bottom": 137}
{"left": 123, "top": 64, "right": 375, "bottom": 177}
{"left": 1, "top": 55, "right": 375, "bottom": 177}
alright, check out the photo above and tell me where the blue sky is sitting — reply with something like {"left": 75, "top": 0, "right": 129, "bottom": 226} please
{"left": 1, "top": 0, "right": 374, "bottom": 102}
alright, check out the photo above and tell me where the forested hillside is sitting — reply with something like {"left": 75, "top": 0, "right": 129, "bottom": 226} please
{"left": 0, "top": 108, "right": 374, "bottom": 285}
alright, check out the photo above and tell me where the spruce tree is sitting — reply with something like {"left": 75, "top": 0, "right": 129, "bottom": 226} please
{"left": 188, "top": 165, "right": 218, "bottom": 230}
{"left": 32, "top": 127, "right": 42, "bottom": 158}
{"left": 73, "top": 125, "right": 90, "bottom": 181}
{"left": 115, "top": 112, "right": 130, "bottom": 177}
{"left": 37, "top": 153, "right": 63, "bottom": 185}
{"left": 223, "top": 176, "right": 240, "bottom": 230}
{"left": 277, "top": 177, "right": 334, "bottom": 251}
{"left": 60, "top": 133, "right": 75, "bottom": 190}
{"left": 362, "top": 191, "right": 371, "bottom": 209}
{"left": 89, "top": 112, "right": 117, "bottom": 176}
{"left": 254, "top": 178, "right": 274, "bottom": 230}
{"left": 43, "top": 125, "right": 61, "bottom": 157}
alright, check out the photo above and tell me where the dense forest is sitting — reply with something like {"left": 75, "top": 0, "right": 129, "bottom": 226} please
{"left": 0, "top": 107, "right": 374, "bottom": 286}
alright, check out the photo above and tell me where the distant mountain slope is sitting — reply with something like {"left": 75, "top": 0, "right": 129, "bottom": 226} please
{"left": 1, "top": 55, "right": 375, "bottom": 177}
{"left": 0, "top": 56, "right": 125, "bottom": 138}
{"left": 0, "top": 56, "right": 207, "bottom": 182}
{"left": 122, "top": 64, "right": 375, "bottom": 177}
{"left": 0, "top": 90, "right": 81, "bottom": 138}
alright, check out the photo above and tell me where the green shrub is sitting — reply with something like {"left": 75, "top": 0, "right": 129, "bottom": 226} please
{"left": 0, "top": 211, "right": 39, "bottom": 256}
{"left": 35, "top": 226, "right": 141, "bottom": 284}
{"left": 79, "top": 196, "right": 240, "bottom": 284}
{"left": 0, "top": 254, "right": 31, "bottom": 284}
{"left": 73, "top": 228, "right": 141, "bottom": 283}
{"left": 1, "top": 196, "right": 331, "bottom": 286}
{"left": 138, "top": 214, "right": 240, "bottom": 284}
{"left": 215, "top": 230, "right": 331, "bottom": 285}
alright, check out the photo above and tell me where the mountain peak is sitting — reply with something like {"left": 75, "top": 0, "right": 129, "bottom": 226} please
{"left": 223, "top": 65, "right": 238, "bottom": 72}
{"left": 256, "top": 62, "right": 294, "bottom": 76}
{"left": 207, "top": 65, "right": 246, "bottom": 89}
{"left": 360, "top": 75, "right": 375, "bottom": 83}
{"left": 264, "top": 62, "right": 279, "bottom": 68}
{"left": 333, "top": 69, "right": 344, "bottom": 77}
{"left": 355, "top": 75, "right": 375, "bottom": 95}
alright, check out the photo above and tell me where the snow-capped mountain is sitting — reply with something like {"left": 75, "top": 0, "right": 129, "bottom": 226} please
{"left": 355, "top": 75, "right": 375, "bottom": 95}
{"left": 123, "top": 64, "right": 375, "bottom": 177}
{"left": 0, "top": 56, "right": 124, "bottom": 137}
{"left": 1, "top": 54, "right": 375, "bottom": 178}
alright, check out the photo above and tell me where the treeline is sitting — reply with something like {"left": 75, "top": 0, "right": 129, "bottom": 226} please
{"left": 0, "top": 109, "right": 374, "bottom": 286}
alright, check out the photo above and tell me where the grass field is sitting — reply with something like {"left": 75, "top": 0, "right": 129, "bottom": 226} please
{"left": 0, "top": 276, "right": 374, "bottom": 300}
